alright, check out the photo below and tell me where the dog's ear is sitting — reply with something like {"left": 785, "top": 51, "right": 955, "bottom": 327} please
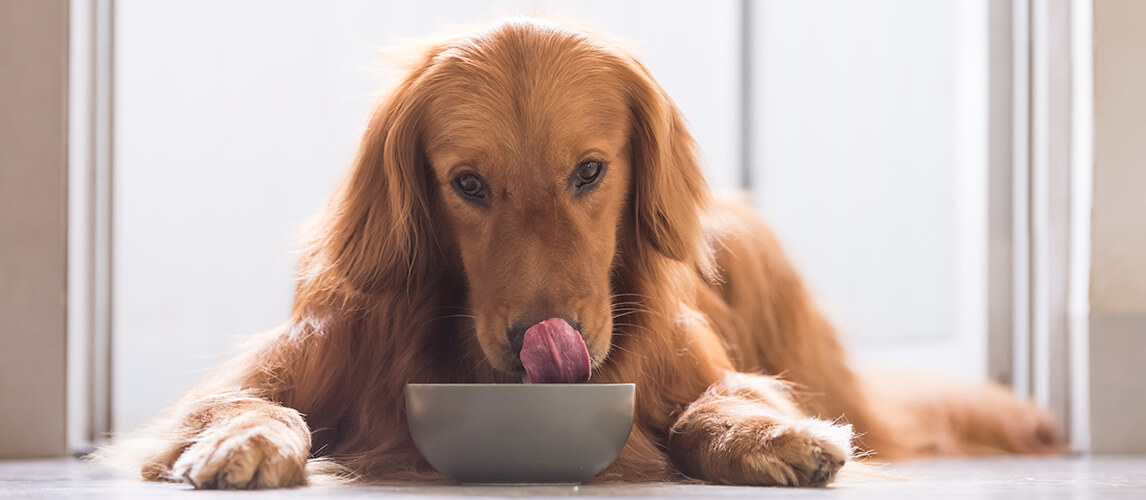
{"left": 623, "top": 58, "right": 716, "bottom": 279}
{"left": 298, "top": 53, "right": 443, "bottom": 300}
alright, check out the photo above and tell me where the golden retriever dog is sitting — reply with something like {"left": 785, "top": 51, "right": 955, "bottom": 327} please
{"left": 109, "top": 19, "right": 1059, "bottom": 489}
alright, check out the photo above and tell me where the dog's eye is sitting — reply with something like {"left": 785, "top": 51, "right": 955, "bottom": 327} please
{"left": 574, "top": 160, "right": 605, "bottom": 189}
{"left": 452, "top": 173, "right": 487, "bottom": 202}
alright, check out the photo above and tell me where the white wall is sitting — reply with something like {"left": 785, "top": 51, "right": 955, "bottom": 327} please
{"left": 111, "top": 0, "right": 741, "bottom": 431}
{"left": 1089, "top": 0, "right": 1146, "bottom": 454}
{"left": 0, "top": 0, "right": 69, "bottom": 459}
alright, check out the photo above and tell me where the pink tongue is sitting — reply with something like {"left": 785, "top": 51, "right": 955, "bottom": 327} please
{"left": 519, "top": 318, "right": 591, "bottom": 384}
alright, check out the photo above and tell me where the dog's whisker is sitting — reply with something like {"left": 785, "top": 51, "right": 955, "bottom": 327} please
{"left": 432, "top": 313, "right": 476, "bottom": 321}
{"left": 612, "top": 322, "right": 657, "bottom": 339}
{"left": 611, "top": 306, "right": 651, "bottom": 313}
{"left": 608, "top": 292, "right": 655, "bottom": 300}
{"left": 610, "top": 307, "right": 647, "bottom": 313}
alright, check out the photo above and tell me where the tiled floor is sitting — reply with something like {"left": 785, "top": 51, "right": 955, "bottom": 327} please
{"left": 1, "top": 456, "right": 1143, "bottom": 498}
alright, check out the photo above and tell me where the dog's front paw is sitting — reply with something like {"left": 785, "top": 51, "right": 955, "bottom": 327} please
{"left": 738, "top": 418, "right": 852, "bottom": 487}
{"left": 170, "top": 411, "right": 309, "bottom": 489}
{"left": 672, "top": 413, "right": 853, "bottom": 487}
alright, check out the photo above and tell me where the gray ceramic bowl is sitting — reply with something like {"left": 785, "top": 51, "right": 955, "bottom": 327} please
{"left": 405, "top": 383, "right": 635, "bottom": 484}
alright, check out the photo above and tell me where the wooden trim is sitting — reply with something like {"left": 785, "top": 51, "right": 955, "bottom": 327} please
{"left": 66, "top": 0, "right": 115, "bottom": 451}
{"left": 987, "top": 0, "right": 1016, "bottom": 388}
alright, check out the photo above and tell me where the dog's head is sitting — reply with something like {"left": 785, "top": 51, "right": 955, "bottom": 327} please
{"left": 306, "top": 19, "right": 711, "bottom": 377}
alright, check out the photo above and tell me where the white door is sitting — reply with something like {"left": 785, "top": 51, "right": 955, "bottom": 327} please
{"left": 748, "top": 0, "right": 990, "bottom": 379}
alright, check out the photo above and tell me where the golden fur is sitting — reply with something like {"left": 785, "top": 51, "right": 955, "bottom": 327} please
{"left": 106, "top": 19, "right": 1059, "bottom": 489}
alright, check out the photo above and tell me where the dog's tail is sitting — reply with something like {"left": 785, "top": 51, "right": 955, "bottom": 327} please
{"left": 859, "top": 371, "right": 1063, "bottom": 459}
